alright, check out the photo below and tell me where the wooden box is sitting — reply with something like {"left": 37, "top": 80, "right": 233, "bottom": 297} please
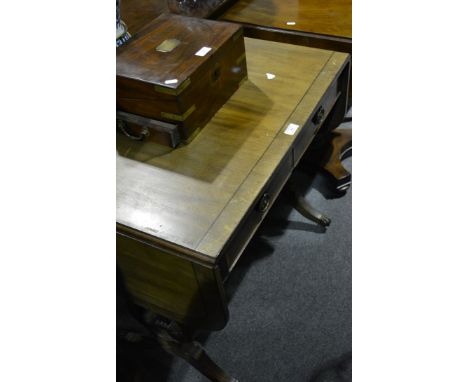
{"left": 116, "top": 13, "right": 247, "bottom": 142}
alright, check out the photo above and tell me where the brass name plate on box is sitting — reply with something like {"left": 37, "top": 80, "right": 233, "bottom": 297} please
{"left": 156, "top": 38, "right": 181, "bottom": 53}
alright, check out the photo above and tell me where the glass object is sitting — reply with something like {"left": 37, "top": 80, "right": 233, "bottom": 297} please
{"left": 166, "top": 0, "right": 224, "bottom": 18}
{"left": 116, "top": 0, "right": 131, "bottom": 47}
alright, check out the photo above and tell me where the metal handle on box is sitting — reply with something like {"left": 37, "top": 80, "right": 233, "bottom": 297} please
{"left": 117, "top": 119, "right": 149, "bottom": 141}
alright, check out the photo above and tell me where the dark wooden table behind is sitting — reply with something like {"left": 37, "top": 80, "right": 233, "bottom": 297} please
{"left": 219, "top": 0, "right": 352, "bottom": 53}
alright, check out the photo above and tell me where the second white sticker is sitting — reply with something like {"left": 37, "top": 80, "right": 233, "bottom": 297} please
{"left": 284, "top": 123, "right": 300, "bottom": 136}
{"left": 195, "top": 47, "right": 212, "bottom": 57}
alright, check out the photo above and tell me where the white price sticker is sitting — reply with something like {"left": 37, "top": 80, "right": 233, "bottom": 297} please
{"left": 195, "top": 47, "right": 212, "bottom": 57}
{"left": 284, "top": 123, "right": 300, "bottom": 136}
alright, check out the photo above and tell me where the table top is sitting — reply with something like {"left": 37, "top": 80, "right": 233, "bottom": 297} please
{"left": 117, "top": 37, "right": 348, "bottom": 261}
{"left": 220, "top": 0, "right": 352, "bottom": 39}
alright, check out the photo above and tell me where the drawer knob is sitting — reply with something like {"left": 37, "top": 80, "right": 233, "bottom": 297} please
{"left": 313, "top": 106, "right": 325, "bottom": 125}
{"left": 258, "top": 192, "right": 271, "bottom": 213}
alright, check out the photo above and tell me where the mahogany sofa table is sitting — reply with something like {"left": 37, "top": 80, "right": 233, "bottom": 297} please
{"left": 117, "top": 37, "right": 350, "bottom": 380}
{"left": 117, "top": 4, "right": 352, "bottom": 379}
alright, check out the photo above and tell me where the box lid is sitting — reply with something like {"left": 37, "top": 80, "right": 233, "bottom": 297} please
{"left": 116, "top": 13, "right": 242, "bottom": 93}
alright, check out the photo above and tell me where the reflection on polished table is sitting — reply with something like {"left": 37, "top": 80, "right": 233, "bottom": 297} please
{"left": 117, "top": 37, "right": 350, "bottom": 332}
{"left": 219, "top": 0, "right": 352, "bottom": 53}
{"left": 120, "top": 0, "right": 169, "bottom": 35}
{"left": 120, "top": 0, "right": 237, "bottom": 35}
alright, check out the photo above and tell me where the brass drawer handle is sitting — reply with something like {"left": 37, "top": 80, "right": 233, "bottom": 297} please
{"left": 257, "top": 192, "right": 271, "bottom": 213}
{"left": 211, "top": 65, "right": 221, "bottom": 83}
{"left": 312, "top": 106, "right": 325, "bottom": 125}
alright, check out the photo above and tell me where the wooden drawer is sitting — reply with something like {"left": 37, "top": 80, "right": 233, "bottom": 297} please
{"left": 217, "top": 61, "right": 350, "bottom": 278}
{"left": 292, "top": 77, "right": 341, "bottom": 166}
{"left": 218, "top": 152, "right": 293, "bottom": 278}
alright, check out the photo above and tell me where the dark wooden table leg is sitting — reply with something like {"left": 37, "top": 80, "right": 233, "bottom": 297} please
{"left": 287, "top": 126, "right": 351, "bottom": 224}
{"left": 157, "top": 328, "right": 239, "bottom": 382}
{"left": 118, "top": 283, "right": 238, "bottom": 382}
{"left": 286, "top": 183, "right": 331, "bottom": 227}
{"left": 147, "top": 319, "right": 238, "bottom": 382}
{"left": 301, "top": 127, "right": 352, "bottom": 194}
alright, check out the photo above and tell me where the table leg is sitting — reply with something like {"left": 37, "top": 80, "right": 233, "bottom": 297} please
{"left": 286, "top": 183, "right": 331, "bottom": 227}
{"left": 143, "top": 317, "right": 238, "bottom": 382}
{"left": 301, "top": 127, "right": 352, "bottom": 193}
{"left": 286, "top": 127, "right": 352, "bottom": 226}
{"left": 118, "top": 274, "right": 237, "bottom": 382}
{"left": 157, "top": 326, "right": 238, "bottom": 382}
{"left": 292, "top": 192, "right": 331, "bottom": 227}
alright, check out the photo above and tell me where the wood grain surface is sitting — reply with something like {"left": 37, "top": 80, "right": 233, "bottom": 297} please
{"left": 120, "top": 0, "right": 168, "bottom": 35}
{"left": 117, "top": 14, "right": 242, "bottom": 89}
{"left": 120, "top": 0, "right": 238, "bottom": 35}
{"left": 117, "top": 233, "right": 228, "bottom": 329}
{"left": 117, "top": 38, "right": 349, "bottom": 260}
